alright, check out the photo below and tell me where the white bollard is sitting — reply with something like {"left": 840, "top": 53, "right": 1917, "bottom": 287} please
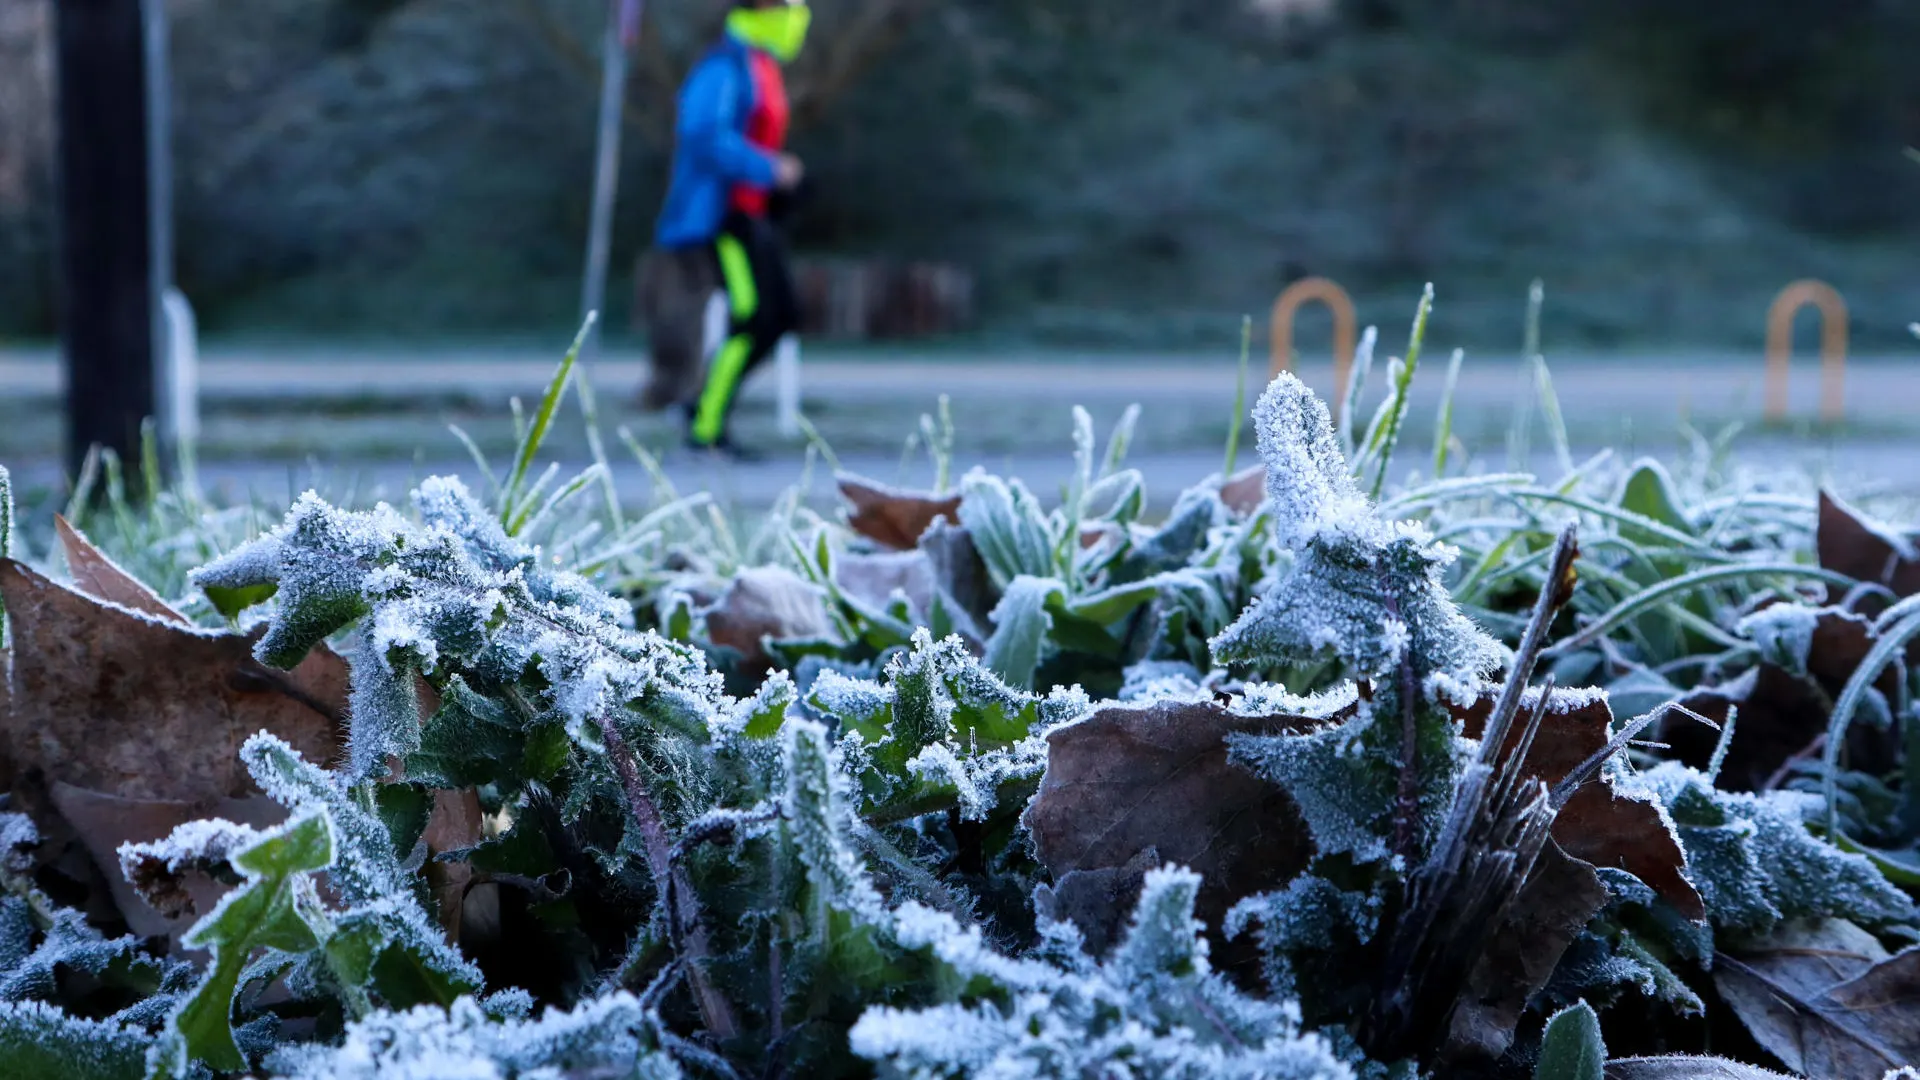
{"left": 702, "top": 290, "right": 729, "bottom": 362}
{"left": 775, "top": 334, "right": 801, "bottom": 438}
{"left": 159, "top": 287, "right": 199, "bottom": 448}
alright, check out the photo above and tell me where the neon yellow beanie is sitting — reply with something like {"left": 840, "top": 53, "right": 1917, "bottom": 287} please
{"left": 728, "top": 4, "right": 812, "bottom": 64}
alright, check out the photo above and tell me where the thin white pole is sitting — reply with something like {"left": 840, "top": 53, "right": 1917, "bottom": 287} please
{"left": 579, "top": 0, "right": 642, "bottom": 362}
{"left": 161, "top": 287, "right": 198, "bottom": 447}
{"left": 775, "top": 335, "right": 801, "bottom": 437}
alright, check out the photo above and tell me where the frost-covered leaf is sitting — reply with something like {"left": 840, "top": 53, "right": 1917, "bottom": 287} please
{"left": 1645, "top": 764, "right": 1913, "bottom": 939}
{"left": 0, "top": 901, "right": 169, "bottom": 1006}
{"left": 1818, "top": 491, "right": 1920, "bottom": 605}
{"left": 839, "top": 473, "right": 962, "bottom": 551}
{"left": 0, "top": 1000, "right": 148, "bottom": 1080}
{"left": 811, "top": 631, "right": 1080, "bottom": 821}
{"left": 958, "top": 470, "right": 1056, "bottom": 590}
{"left": 49, "top": 783, "right": 285, "bottom": 939}
{"left": 850, "top": 867, "right": 1355, "bottom": 1079}
{"left": 265, "top": 992, "right": 683, "bottom": 1079}
{"left": 0, "top": 558, "right": 345, "bottom": 802}
{"left": 1602, "top": 1057, "right": 1793, "bottom": 1079}
{"left": 240, "top": 734, "right": 482, "bottom": 1002}
{"left": 161, "top": 810, "right": 335, "bottom": 1074}
{"left": 1535, "top": 1000, "right": 1605, "bottom": 1080}
{"left": 982, "top": 576, "right": 1063, "bottom": 689}
{"left": 1027, "top": 698, "right": 1325, "bottom": 952}
{"left": 1615, "top": 460, "right": 1694, "bottom": 545}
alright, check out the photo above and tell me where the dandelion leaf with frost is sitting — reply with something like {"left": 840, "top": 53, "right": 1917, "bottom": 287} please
{"left": 850, "top": 865, "right": 1356, "bottom": 1080}
{"left": 809, "top": 630, "right": 1087, "bottom": 821}
{"left": 1643, "top": 763, "right": 1913, "bottom": 940}
{"left": 0, "top": 1001, "right": 150, "bottom": 1080}
{"left": 265, "top": 992, "right": 684, "bottom": 1080}
{"left": 155, "top": 810, "right": 335, "bottom": 1075}
{"left": 1210, "top": 376, "right": 1503, "bottom": 864}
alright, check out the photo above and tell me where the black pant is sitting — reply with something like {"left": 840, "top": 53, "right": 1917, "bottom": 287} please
{"left": 688, "top": 211, "right": 798, "bottom": 445}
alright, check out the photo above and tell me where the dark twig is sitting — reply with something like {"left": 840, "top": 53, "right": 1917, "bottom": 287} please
{"left": 1363, "top": 523, "right": 1581, "bottom": 1060}
{"left": 595, "top": 714, "right": 739, "bottom": 1040}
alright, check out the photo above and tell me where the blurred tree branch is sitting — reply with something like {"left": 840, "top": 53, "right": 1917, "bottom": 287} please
{"left": 511, "top": 0, "right": 931, "bottom": 144}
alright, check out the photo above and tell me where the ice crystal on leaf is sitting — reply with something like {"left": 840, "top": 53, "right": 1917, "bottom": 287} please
{"left": 1641, "top": 763, "right": 1914, "bottom": 941}
{"left": 266, "top": 993, "right": 684, "bottom": 1079}
{"left": 192, "top": 478, "right": 712, "bottom": 781}
{"left": 1210, "top": 375, "right": 1502, "bottom": 866}
{"left": 850, "top": 866, "right": 1354, "bottom": 1079}
{"left": 807, "top": 630, "right": 1090, "bottom": 821}
{"left": 0, "top": 1000, "right": 151, "bottom": 1080}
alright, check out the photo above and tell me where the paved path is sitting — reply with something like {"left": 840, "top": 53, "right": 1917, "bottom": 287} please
{"left": 3, "top": 345, "right": 1916, "bottom": 424}
{"left": 3, "top": 345, "right": 1915, "bottom": 507}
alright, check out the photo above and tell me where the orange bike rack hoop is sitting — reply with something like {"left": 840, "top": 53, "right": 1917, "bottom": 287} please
{"left": 1270, "top": 278, "right": 1357, "bottom": 419}
{"left": 1764, "top": 280, "right": 1849, "bottom": 423}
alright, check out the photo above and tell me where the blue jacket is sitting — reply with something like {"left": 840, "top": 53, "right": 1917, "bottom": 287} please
{"left": 654, "top": 34, "right": 779, "bottom": 249}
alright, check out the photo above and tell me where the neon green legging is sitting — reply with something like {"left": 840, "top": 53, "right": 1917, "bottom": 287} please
{"left": 691, "top": 215, "right": 796, "bottom": 445}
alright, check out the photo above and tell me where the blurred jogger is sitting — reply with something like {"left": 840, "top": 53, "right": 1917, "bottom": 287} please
{"left": 638, "top": 0, "right": 811, "bottom": 459}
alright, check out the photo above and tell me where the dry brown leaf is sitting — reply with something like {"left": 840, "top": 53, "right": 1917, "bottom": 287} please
{"left": 1219, "top": 465, "right": 1267, "bottom": 516}
{"left": 838, "top": 473, "right": 962, "bottom": 550}
{"left": 1456, "top": 688, "right": 1705, "bottom": 921}
{"left": 0, "top": 558, "right": 346, "bottom": 803}
{"left": 52, "top": 782, "right": 285, "bottom": 940}
{"left": 1714, "top": 918, "right": 1920, "bottom": 1080}
{"left": 55, "top": 514, "right": 190, "bottom": 625}
{"left": 701, "top": 566, "right": 834, "bottom": 674}
{"left": 1445, "top": 840, "right": 1609, "bottom": 1060}
{"left": 1604, "top": 1057, "right": 1794, "bottom": 1079}
{"left": 919, "top": 518, "right": 995, "bottom": 632}
{"left": 1673, "top": 620, "right": 1900, "bottom": 793}
{"left": 835, "top": 549, "right": 936, "bottom": 620}
{"left": 1818, "top": 491, "right": 1920, "bottom": 608}
{"left": 1025, "top": 698, "right": 1330, "bottom": 949}
{"left": 422, "top": 787, "right": 485, "bottom": 938}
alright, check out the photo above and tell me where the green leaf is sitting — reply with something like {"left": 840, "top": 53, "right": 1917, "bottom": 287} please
{"left": 0, "top": 1001, "right": 147, "bottom": 1080}
{"left": 1616, "top": 459, "right": 1695, "bottom": 545}
{"left": 958, "top": 472, "right": 1056, "bottom": 590}
{"left": 1065, "top": 577, "right": 1163, "bottom": 627}
{"left": 1535, "top": 1000, "right": 1605, "bottom": 1080}
{"left": 502, "top": 315, "right": 591, "bottom": 526}
{"left": 168, "top": 811, "right": 335, "bottom": 1074}
{"left": 202, "top": 581, "right": 278, "bottom": 620}
{"left": 984, "top": 577, "right": 1064, "bottom": 689}
{"left": 375, "top": 784, "right": 434, "bottom": 866}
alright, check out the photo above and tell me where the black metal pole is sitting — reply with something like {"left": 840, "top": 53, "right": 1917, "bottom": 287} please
{"left": 53, "top": 0, "right": 168, "bottom": 486}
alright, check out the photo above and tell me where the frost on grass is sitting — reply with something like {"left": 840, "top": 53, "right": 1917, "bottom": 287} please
{"left": 851, "top": 866, "right": 1354, "bottom": 1080}
{"left": 1211, "top": 374, "right": 1502, "bottom": 865}
{"left": 266, "top": 993, "right": 684, "bottom": 1080}
{"left": 1641, "top": 763, "right": 1914, "bottom": 941}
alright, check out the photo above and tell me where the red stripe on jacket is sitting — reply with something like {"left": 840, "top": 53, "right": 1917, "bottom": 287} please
{"left": 730, "top": 50, "right": 790, "bottom": 218}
